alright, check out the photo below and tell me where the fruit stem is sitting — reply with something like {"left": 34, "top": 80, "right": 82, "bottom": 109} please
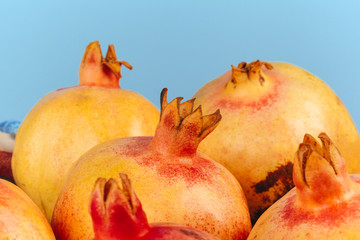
{"left": 79, "top": 41, "right": 133, "bottom": 88}
{"left": 230, "top": 60, "right": 273, "bottom": 86}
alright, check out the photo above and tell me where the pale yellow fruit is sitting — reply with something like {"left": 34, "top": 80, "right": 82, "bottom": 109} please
{"left": 12, "top": 41, "right": 159, "bottom": 221}
{"left": 193, "top": 60, "right": 359, "bottom": 223}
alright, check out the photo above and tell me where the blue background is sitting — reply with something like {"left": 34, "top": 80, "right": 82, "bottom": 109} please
{"left": 1, "top": 1, "right": 359, "bottom": 130}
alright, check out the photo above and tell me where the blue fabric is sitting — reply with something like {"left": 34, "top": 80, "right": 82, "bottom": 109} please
{"left": 0, "top": 121, "right": 21, "bottom": 135}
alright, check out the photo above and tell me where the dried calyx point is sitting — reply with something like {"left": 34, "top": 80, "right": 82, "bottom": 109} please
{"left": 89, "top": 173, "right": 149, "bottom": 240}
{"left": 297, "top": 133, "right": 338, "bottom": 186}
{"left": 152, "top": 88, "right": 222, "bottom": 156}
{"left": 231, "top": 60, "right": 273, "bottom": 86}
{"left": 103, "top": 44, "right": 133, "bottom": 79}
{"left": 160, "top": 88, "right": 222, "bottom": 139}
{"left": 79, "top": 41, "right": 133, "bottom": 88}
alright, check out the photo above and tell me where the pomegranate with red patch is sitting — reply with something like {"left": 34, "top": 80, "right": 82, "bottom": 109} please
{"left": 89, "top": 173, "right": 221, "bottom": 240}
{"left": 247, "top": 133, "right": 360, "bottom": 239}
{"left": 192, "top": 60, "right": 359, "bottom": 223}
{"left": 51, "top": 89, "right": 252, "bottom": 240}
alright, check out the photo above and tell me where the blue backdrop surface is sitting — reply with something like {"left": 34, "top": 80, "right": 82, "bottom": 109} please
{"left": 1, "top": 1, "right": 359, "bottom": 130}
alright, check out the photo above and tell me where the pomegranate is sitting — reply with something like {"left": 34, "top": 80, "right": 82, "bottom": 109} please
{"left": 12, "top": 41, "right": 160, "bottom": 221}
{"left": 192, "top": 60, "right": 359, "bottom": 223}
{"left": 0, "top": 121, "right": 19, "bottom": 181}
{"left": 0, "top": 178, "right": 55, "bottom": 239}
{"left": 52, "top": 89, "right": 252, "bottom": 240}
{"left": 0, "top": 133, "right": 13, "bottom": 180}
{"left": 247, "top": 133, "right": 360, "bottom": 240}
{"left": 89, "top": 173, "right": 221, "bottom": 240}
{"left": 0, "top": 149, "right": 12, "bottom": 180}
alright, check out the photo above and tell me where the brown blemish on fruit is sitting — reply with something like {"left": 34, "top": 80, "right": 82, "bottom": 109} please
{"left": 250, "top": 162, "right": 295, "bottom": 223}
{"left": 261, "top": 195, "right": 271, "bottom": 204}
{"left": 253, "top": 162, "right": 294, "bottom": 194}
{"left": 252, "top": 208, "right": 266, "bottom": 225}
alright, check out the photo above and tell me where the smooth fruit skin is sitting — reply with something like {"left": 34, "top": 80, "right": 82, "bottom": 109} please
{"left": 193, "top": 61, "right": 359, "bottom": 223}
{"left": 247, "top": 134, "right": 360, "bottom": 240}
{"left": 11, "top": 42, "right": 160, "bottom": 221}
{"left": 0, "top": 179, "right": 55, "bottom": 239}
{"left": 52, "top": 89, "right": 252, "bottom": 240}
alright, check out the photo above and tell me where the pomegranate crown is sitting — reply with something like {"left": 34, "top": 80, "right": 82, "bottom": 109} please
{"left": 293, "top": 133, "right": 353, "bottom": 206}
{"left": 151, "top": 88, "right": 222, "bottom": 156}
{"left": 231, "top": 60, "right": 273, "bottom": 86}
{"left": 89, "top": 173, "right": 149, "bottom": 240}
{"left": 79, "top": 41, "right": 133, "bottom": 88}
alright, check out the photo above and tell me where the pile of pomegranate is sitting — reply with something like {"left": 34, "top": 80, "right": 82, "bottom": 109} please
{"left": 1, "top": 41, "right": 359, "bottom": 240}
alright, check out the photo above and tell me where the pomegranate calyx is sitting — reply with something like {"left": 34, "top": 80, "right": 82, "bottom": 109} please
{"left": 89, "top": 174, "right": 149, "bottom": 240}
{"left": 79, "top": 41, "right": 132, "bottom": 88}
{"left": 152, "top": 88, "right": 221, "bottom": 156}
{"left": 293, "top": 133, "right": 352, "bottom": 206}
{"left": 103, "top": 44, "right": 133, "bottom": 79}
{"left": 231, "top": 60, "right": 273, "bottom": 86}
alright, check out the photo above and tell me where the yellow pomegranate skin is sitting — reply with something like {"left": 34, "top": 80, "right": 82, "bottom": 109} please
{"left": 0, "top": 179, "right": 55, "bottom": 239}
{"left": 192, "top": 61, "right": 359, "bottom": 223}
{"left": 247, "top": 133, "right": 360, "bottom": 240}
{"left": 51, "top": 89, "right": 252, "bottom": 240}
{"left": 11, "top": 41, "right": 159, "bottom": 221}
